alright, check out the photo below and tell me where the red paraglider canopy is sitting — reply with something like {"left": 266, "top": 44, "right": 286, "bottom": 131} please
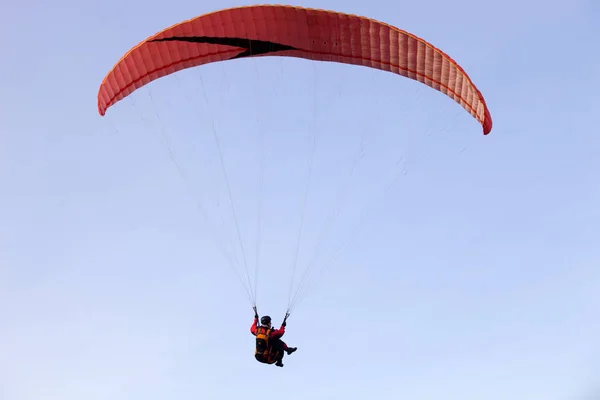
{"left": 97, "top": 4, "right": 492, "bottom": 134}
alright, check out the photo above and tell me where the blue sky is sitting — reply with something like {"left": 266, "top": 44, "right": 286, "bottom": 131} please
{"left": 1, "top": 0, "right": 599, "bottom": 399}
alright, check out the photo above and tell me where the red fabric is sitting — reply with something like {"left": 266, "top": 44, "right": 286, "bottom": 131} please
{"left": 250, "top": 318, "right": 285, "bottom": 339}
{"left": 98, "top": 4, "right": 492, "bottom": 134}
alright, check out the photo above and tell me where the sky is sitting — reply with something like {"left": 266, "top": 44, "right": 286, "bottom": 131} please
{"left": 1, "top": 0, "right": 600, "bottom": 399}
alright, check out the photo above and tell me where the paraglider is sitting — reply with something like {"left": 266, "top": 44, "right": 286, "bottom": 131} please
{"left": 97, "top": 4, "right": 493, "bottom": 367}
{"left": 251, "top": 307, "right": 297, "bottom": 367}
{"left": 97, "top": 4, "right": 492, "bottom": 135}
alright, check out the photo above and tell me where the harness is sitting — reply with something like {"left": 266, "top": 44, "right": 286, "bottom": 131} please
{"left": 254, "top": 326, "right": 279, "bottom": 364}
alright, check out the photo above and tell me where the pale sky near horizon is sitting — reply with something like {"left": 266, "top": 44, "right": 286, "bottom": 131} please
{"left": 1, "top": 1, "right": 599, "bottom": 399}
